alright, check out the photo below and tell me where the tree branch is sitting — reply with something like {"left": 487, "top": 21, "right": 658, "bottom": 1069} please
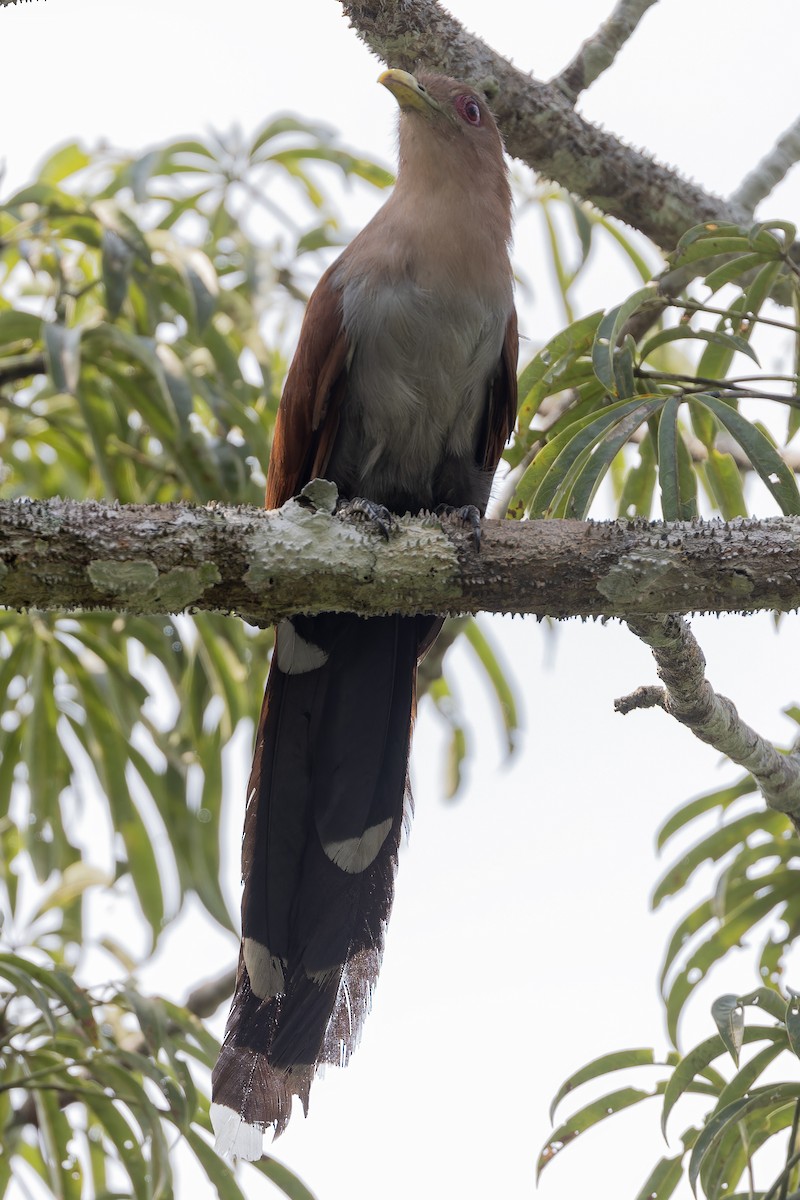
{"left": 617, "top": 614, "right": 800, "bottom": 825}
{"left": 551, "top": 0, "right": 661, "bottom": 104}
{"left": 339, "top": 0, "right": 750, "bottom": 250}
{"left": 184, "top": 968, "right": 237, "bottom": 1019}
{"left": 0, "top": 354, "right": 46, "bottom": 386}
{"left": 730, "top": 113, "right": 800, "bottom": 218}
{"left": 3, "top": 486, "right": 800, "bottom": 621}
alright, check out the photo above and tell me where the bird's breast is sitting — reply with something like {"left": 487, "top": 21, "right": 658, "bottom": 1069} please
{"left": 327, "top": 271, "right": 509, "bottom": 513}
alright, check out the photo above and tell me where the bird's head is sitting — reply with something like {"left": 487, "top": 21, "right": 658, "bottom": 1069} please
{"left": 379, "top": 68, "right": 508, "bottom": 193}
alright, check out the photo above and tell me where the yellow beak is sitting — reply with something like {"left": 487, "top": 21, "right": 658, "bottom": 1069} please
{"left": 379, "top": 69, "right": 439, "bottom": 114}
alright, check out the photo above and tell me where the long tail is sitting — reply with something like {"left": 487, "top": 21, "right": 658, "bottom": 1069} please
{"left": 211, "top": 612, "right": 434, "bottom": 1158}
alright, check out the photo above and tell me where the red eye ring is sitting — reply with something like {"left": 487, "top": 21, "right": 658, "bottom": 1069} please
{"left": 456, "top": 95, "right": 482, "bottom": 126}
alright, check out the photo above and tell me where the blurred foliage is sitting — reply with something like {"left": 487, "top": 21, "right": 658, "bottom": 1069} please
{"left": 0, "top": 948, "right": 316, "bottom": 1199}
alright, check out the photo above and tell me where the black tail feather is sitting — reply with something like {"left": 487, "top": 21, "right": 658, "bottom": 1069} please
{"left": 212, "top": 614, "right": 433, "bottom": 1154}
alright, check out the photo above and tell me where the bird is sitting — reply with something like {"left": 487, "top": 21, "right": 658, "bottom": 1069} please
{"left": 211, "top": 67, "right": 518, "bottom": 1160}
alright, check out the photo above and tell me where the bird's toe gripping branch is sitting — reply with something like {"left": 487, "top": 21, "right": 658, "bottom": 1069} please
{"left": 434, "top": 503, "right": 483, "bottom": 550}
{"left": 335, "top": 495, "right": 395, "bottom": 539}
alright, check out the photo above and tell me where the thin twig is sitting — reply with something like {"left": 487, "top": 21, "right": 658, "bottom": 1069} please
{"left": 614, "top": 684, "right": 665, "bottom": 714}
{"left": 731, "top": 114, "right": 800, "bottom": 218}
{"left": 551, "top": 0, "right": 661, "bottom": 103}
{"left": 0, "top": 355, "right": 47, "bottom": 386}
{"left": 617, "top": 614, "right": 800, "bottom": 827}
{"left": 636, "top": 368, "right": 800, "bottom": 406}
{"left": 184, "top": 967, "right": 236, "bottom": 1019}
{"left": 675, "top": 298, "right": 800, "bottom": 336}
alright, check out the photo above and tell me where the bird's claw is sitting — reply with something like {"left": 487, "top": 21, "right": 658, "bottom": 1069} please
{"left": 336, "top": 496, "right": 394, "bottom": 539}
{"left": 434, "top": 503, "right": 482, "bottom": 550}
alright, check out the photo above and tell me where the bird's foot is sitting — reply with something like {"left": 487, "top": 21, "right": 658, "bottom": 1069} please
{"left": 336, "top": 496, "right": 394, "bottom": 540}
{"left": 434, "top": 504, "right": 483, "bottom": 550}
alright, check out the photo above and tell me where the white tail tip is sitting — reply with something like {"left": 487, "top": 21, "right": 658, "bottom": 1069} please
{"left": 210, "top": 1102, "right": 264, "bottom": 1161}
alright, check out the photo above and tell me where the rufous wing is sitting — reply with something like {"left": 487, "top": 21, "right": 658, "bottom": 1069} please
{"left": 481, "top": 308, "right": 519, "bottom": 473}
{"left": 266, "top": 264, "right": 350, "bottom": 509}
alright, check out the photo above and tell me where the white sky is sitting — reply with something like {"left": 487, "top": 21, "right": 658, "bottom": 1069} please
{"left": 4, "top": 2, "right": 800, "bottom": 1199}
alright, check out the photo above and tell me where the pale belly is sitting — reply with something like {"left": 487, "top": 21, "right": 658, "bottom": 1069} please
{"left": 326, "top": 275, "right": 507, "bottom": 514}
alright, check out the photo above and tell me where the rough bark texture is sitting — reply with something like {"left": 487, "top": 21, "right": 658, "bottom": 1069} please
{"left": 618, "top": 614, "right": 800, "bottom": 825}
{"left": 3, "top": 489, "right": 800, "bottom": 622}
{"left": 552, "top": 0, "right": 661, "bottom": 103}
{"left": 338, "top": 0, "right": 750, "bottom": 250}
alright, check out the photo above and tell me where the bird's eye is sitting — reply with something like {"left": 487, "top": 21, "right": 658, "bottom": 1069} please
{"left": 456, "top": 95, "right": 482, "bottom": 126}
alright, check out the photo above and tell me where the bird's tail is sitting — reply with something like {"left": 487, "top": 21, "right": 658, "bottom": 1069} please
{"left": 211, "top": 612, "right": 434, "bottom": 1158}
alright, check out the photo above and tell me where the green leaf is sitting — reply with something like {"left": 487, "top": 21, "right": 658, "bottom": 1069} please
{"left": 186, "top": 1128, "right": 247, "bottom": 1199}
{"left": 295, "top": 222, "right": 343, "bottom": 256}
{"left": 566, "top": 397, "right": 662, "bottom": 517}
{"left": 689, "top": 1087, "right": 800, "bottom": 1194}
{"left": 538, "top": 1087, "right": 656, "bottom": 1178}
{"left": 250, "top": 115, "right": 330, "bottom": 155}
{"left": 253, "top": 1156, "right": 320, "bottom": 1200}
{"left": 671, "top": 223, "right": 783, "bottom": 267}
{"left": 703, "top": 448, "right": 747, "bottom": 519}
{"left": 33, "top": 861, "right": 111, "bottom": 918}
{"left": 591, "top": 287, "right": 659, "bottom": 394}
{"left": 743, "top": 258, "right": 784, "bottom": 317}
{"left": 661, "top": 1027, "right": 785, "bottom": 1137}
{"left": 689, "top": 396, "right": 716, "bottom": 448}
{"left": 716, "top": 1040, "right": 786, "bottom": 1109}
{"left": 44, "top": 322, "right": 82, "bottom": 394}
{"left": 737, "top": 987, "right": 792, "bottom": 1023}
{"left": 639, "top": 325, "right": 759, "bottom": 365}
{"left": 32, "top": 1083, "right": 83, "bottom": 1200}
{"left": 102, "top": 227, "right": 135, "bottom": 320}
{"left": 462, "top": 619, "right": 518, "bottom": 754}
{"left": 0, "top": 953, "right": 95, "bottom": 1029}
{"left": 711, "top": 995, "right": 744, "bottom": 1065}
{"left": 268, "top": 145, "right": 392, "bottom": 191}
{"left": 657, "top": 396, "right": 691, "bottom": 520}
{"left": 786, "top": 992, "right": 800, "bottom": 1058}
{"left": 37, "top": 141, "right": 91, "bottom": 185}
{"left": 618, "top": 427, "right": 657, "bottom": 517}
{"left": 657, "top": 777, "right": 755, "bottom": 849}
{"left": 0, "top": 309, "right": 43, "bottom": 348}
{"left": 520, "top": 397, "right": 661, "bottom": 518}
{"left": 81, "top": 324, "right": 179, "bottom": 441}
{"left": 74, "top": 687, "right": 167, "bottom": 939}
{"left": 634, "top": 1155, "right": 685, "bottom": 1200}
{"left": 82, "top": 1090, "right": 155, "bottom": 1199}
{"left": 664, "top": 876, "right": 799, "bottom": 1042}
{"left": 549, "top": 1048, "right": 660, "bottom": 1121}
{"left": 515, "top": 311, "right": 604, "bottom": 432}
{"left": 653, "top": 808, "right": 785, "bottom": 905}
{"left": 703, "top": 252, "right": 773, "bottom": 294}
{"left": 694, "top": 394, "right": 800, "bottom": 515}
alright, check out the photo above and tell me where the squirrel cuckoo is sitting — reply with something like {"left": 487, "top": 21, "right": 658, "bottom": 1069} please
{"left": 211, "top": 68, "right": 517, "bottom": 1159}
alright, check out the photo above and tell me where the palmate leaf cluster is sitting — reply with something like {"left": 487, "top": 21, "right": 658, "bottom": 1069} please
{"left": 505, "top": 216, "right": 800, "bottom": 523}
